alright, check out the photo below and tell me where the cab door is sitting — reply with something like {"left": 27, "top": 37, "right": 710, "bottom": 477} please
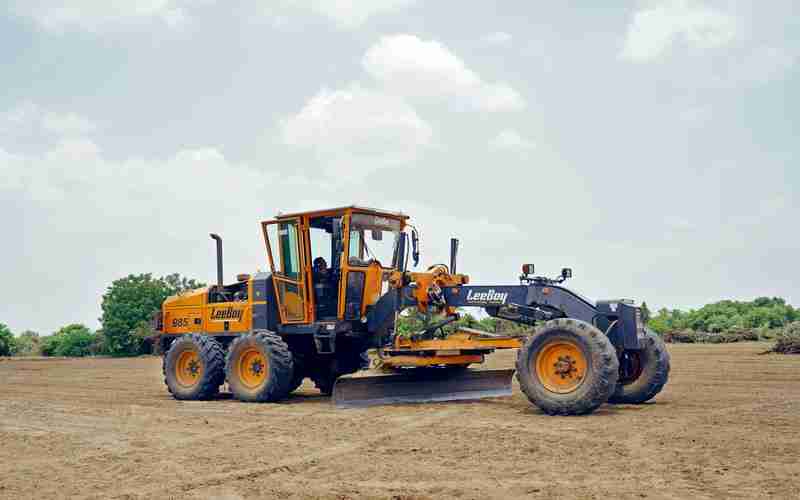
{"left": 262, "top": 218, "right": 310, "bottom": 324}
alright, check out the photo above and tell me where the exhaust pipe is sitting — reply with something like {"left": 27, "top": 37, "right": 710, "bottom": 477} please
{"left": 210, "top": 233, "right": 223, "bottom": 287}
{"left": 450, "top": 238, "right": 459, "bottom": 274}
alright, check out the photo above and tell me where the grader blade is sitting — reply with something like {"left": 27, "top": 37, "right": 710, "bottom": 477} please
{"left": 333, "top": 368, "right": 515, "bottom": 409}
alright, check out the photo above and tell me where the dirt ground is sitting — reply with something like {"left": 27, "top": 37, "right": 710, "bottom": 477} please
{"left": 1, "top": 343, "right": 798, "bottom": 500}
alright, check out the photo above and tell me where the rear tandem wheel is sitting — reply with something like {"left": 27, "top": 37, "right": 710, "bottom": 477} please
{"left": 608, "top": 328, "right": 670, "bottom": 404}
{"left": 163, "top": 334, "right": 225, "bottom": 400}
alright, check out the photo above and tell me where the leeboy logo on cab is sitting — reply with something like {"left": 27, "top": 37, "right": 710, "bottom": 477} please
{"left": 210, "top": 306, "right": 243, "bottom": 322}
{"left": 465, "top": 289, "right": 509, "bottom": 304}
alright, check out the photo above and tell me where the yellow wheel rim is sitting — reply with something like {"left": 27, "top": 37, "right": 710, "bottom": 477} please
{"left": 535, "top": 340, "right": 587, "bottom": 394}
{"left": 238, "top": 347, "right": 268, "bottom": 389}
{"left": 176, "top": 349, "right": 203, "bottom": 387}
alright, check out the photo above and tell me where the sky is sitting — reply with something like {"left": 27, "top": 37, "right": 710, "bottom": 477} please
{"left": 1, "top": 0, "right": 798, "bottom": 335}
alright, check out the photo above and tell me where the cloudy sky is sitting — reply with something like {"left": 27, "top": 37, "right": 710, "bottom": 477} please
{"left": 1, "top": 1, "right": 797, "bottom": 335}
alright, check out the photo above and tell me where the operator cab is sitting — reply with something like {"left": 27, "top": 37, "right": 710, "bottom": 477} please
{"left": 261, "top": 206, "right": 408, "bottom": 325}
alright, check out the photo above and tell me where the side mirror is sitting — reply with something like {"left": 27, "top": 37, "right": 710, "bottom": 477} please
{"left": 411, "top": 228, "right": 420, "bottom": 267}
{"left": 561, "top": 267, "right": 573, "bottom": 279}
{"left": 521, "top": 264, "right": 535, "bottom": 276}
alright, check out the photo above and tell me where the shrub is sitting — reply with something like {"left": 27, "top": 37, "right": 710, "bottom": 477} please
{"left": 767, "top": 322, "right": 800, "bottom": 354}
{"left": 41, "top": 324, "right": 96, "bottom": 357}
{"left": 705, "top": 328, "right": 760, "bottom": 344}
{"left": 40, "top": 334, "right": 60, "bottom": 356}
{"left": 662, "top": 329, "right": 699, "bottom": 343}
{"left": 662, "top": 328, "right": 760, "bottom": 344}
{"left": 0, "top": 323, "right": 15, "bottom": 356}
{"left": 13, "top": 331, "right": 41, "bottom": 356}
{"left": 89, "top": 329, "right": 109, "bottom": 356}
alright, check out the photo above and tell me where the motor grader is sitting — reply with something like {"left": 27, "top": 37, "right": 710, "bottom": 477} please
{"left": 155, "top": 206, "right": 670, "bottom": 415}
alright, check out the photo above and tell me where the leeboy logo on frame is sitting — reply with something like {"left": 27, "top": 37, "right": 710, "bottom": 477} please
{"left": 210, "top": 306, "right": 244, "bottom": 322}
{"left": 465, "top": 289, "right": 509, "bottom": 304}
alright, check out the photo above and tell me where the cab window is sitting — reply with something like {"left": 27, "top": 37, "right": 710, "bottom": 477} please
{"left": 348, "top": 229, "right": 362, "bottom": 262}
{"left": 265, "top": 220, "right": 301, "bottom": 279}
{"left": 347, "top": 213, "right": 400, "bottom": 268}
{"left": 279, "top": 222, "right": 300, "bottom": 279}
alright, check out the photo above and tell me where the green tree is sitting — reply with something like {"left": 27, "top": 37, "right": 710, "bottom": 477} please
{"left": 40, "top": 334, "right": 60, "bottom": 356}
{"left": 648, "top": 297, "right": 798, "bottom": 338}
{"left": 90, "top": 329, "right": 109, "bottom": 356}
{"left": 13, "top": 330, "right": 41, "bottom": 356}
{"left": 51, "top": 324, "right": 96, "bottom": 357}
{"left": 40, "top": 325, "right": 96, "bottom": 357}
{"left": 100, "top": 273, "right": 204, "bottom": 356}
{"left": 161, "top": 273, "right": 205, "bottom": 295}
{"left": 640, "top": 302, "right": 652, "bottom": 323}
{"left": 0, "top": 323, "right": 16, "bottom": 356}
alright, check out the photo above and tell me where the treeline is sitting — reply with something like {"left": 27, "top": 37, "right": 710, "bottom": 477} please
{"left": 645, "top": 297, "right": 799, "bottom": 342}
{"left": 0, "top": 273, "right": 203, "bottom": 357}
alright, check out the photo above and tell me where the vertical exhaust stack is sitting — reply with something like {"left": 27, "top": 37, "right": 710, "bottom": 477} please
{"left": 210, "top": 233, "right": 223, "bottom": 287}
{"left": 450, "top": 238, "right": 459, "bottom": 274}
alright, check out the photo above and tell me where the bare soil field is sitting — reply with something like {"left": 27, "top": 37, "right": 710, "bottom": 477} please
{"left": 1, "top": 343, "right": 798, "bottom": 500}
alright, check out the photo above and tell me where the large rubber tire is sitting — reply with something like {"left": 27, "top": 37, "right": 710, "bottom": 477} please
{"left": 163, "top": 334, "right": 225, "bottom": 400}
{"left": 608, "top": 329, "right": 670, "bottom": 404}
{"left": 225, "top": 331, "right": 294, "bottom": 402}
{"left": 516, "top": 319, "right": 619, "bottom": 415}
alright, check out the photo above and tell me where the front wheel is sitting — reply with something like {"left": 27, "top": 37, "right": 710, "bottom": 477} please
{"left": 516, "top": 319, "right": 619, "bottom": 415}
{"left": 608, "top": 329, "right": 670, "bottom": 404}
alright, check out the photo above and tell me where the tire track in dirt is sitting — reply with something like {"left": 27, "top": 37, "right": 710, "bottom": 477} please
{"left": 106, "top": 408, "right": 459, "bottom": 499}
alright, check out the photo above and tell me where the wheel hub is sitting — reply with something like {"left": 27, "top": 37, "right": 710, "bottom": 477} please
{"left": 175, "top": 349, "right": 203, "bottom": 387}
{"left": 535, "top": 340, "right": 588, "bottom": 394}
{"left": 238, "top": 348, "right": 269, "bottom": 389}
{"left": 554, "top": 355, "right": 578, "bottom": 379}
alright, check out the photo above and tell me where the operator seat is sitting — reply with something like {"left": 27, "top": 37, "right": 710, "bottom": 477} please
{"left": 312, "top": 257, "right": 336, "bottom": 319}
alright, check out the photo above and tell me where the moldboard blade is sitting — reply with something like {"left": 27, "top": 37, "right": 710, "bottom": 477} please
{"left": 332, "top": 368, "right": 515, "bottom": 409}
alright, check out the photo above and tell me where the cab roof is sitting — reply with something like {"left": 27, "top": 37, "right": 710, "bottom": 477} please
{"left": 273, "top": 205, "right": 409, "bottom": 220}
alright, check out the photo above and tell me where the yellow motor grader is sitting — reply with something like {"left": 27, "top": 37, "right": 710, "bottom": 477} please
{"left": 155, "top": 206, "right": 670, "bottom": 415}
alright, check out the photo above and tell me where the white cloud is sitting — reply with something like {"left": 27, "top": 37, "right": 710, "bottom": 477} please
{"left": 363, "top": 34, "right": 526, "bottom": 111}
{"left": 488, "top": 129, "right": 535, "bottom": 151}
{"left": 300, "top": 0, "right": 414, "bottom": 28}
{"left": 0, "top": 138, "right": 307, "bottom": 216}
{"left": 620, "top": 0, "right": 737, "bottom": 62}
{"left": 0, "top": 102, "right": 40, "bottom": 136}
{"left": 481, "top": 31, "right": 512, "bottom": 46}
{"left": 281, "top": 83, "right": 432, "bottom": 177}
{"left": 11, "top": 0, "right": 190, "bottom": 32}
{"left": 41, "top": 112, "right": 97, "bottom": 136}
{"left": 0, "top": 102, "right": 97, "bottom": 145}
{"left": 261, "top": 0, "right": 415, "bottom": 29}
